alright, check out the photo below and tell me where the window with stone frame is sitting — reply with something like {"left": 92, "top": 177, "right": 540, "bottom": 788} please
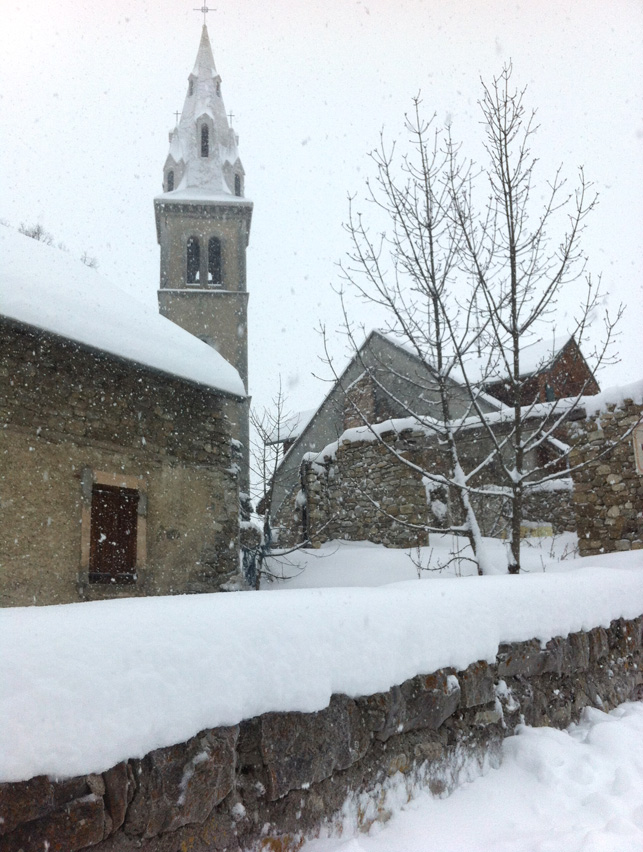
{"left": 234, "top": 174, "right": 241, "bottom": 197}
{"left": 167, "top": 170, "right": 174, "bottom": 192}
{"left": 79, "top": 470, "right": 147, "bottom": 591}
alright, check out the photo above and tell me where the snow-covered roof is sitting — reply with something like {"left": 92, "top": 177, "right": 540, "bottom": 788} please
{"left": 310, "top": 398, "right": 579, "bottom": 466}
{"left": 267, "top": 408, "right": 317, "bottom": 445}
{"left": 458, "top": 335, "right": 574, "bottom": 385}
{"left": 0, "top": 228, "right": 245, "bottom": 397}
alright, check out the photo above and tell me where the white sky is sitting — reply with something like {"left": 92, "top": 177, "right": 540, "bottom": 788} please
{"left": 2, "top": 0, "right": 642, "bottom": 414}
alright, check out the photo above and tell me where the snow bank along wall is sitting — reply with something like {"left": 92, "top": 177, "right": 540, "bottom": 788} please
{"left": 0, "top": 319, "right": 242, "bottom": 606}
{"left": 2, "top": 615, "right": 642, "bottom": 851}
{"left": 570, "top": 394, "right": 643, "bottom": 556}
{"left": 277, "top": 421, "right": 576, "bottom": 549}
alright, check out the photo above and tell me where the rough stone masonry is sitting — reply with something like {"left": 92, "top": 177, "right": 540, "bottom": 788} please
{"left": 570, "top": 395, "right": 643, "bottom": 556}
{"left": 1, "top": 616, "right": 642, "bottom": 851}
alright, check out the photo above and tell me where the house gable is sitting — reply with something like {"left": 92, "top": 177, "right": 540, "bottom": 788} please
{"left": 268, "top": 331, "right": 500, "bottom": 528}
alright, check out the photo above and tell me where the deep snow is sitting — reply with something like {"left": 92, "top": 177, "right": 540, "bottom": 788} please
{"left": 2, "top": 537, "right": 643, "bottom": 783}
{"left": 304, "top": 702, "right": 643, "bottom": 852}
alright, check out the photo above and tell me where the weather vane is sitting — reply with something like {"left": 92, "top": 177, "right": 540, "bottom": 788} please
{"left": 194, "top": 5, "right": 214, "bottom": 25}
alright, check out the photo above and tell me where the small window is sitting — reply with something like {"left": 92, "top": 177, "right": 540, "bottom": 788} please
{"left": 89, "top": 484, "right": 139, "bottom": 584}
{"left": 234, "top": 174, "right": 241, "bottom": 197}
{"left": 167, "top": 170, "right": 174, "bottom": 192}
{"left": 216, "top": 81, "right": 221, "bottom": 96}
{"left": 545, "top": 383, "right": 555, "bottom": 402}
{"left": 187, "top": 236, "right": 200, "bottom": 284}
{"left": 208, "top": 237, "right": 222, "bottom": 287}
{"left": 188, "top": 79, "right": 194, "bottom": 96}
{"left": 201, "top": 124, "right": 209, "bottom": 158}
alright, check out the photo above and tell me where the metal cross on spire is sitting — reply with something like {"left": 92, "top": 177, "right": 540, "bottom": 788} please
{"left": 193, "top": 4, "right": 214, "bottom": 25}
{"left": 227, "top": 111, "right": 234, "bottom": 127}
{"left": 174, "top": 110, "right": 181, "bottom": 125}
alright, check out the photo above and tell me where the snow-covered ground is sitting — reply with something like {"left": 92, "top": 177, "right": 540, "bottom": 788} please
{"left": 304, "top": 702, "right": 643, "bottom": 852}
{"left": 261, "top": 532, "right": 586, "bottom": 589}
{"left": 2, "top": 536, "right": 643, "bottom": 783}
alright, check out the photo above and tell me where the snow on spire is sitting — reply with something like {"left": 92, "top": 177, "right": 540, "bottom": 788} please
{"left": 161, "top": 24, "right": 245, "bottom": 198}
{"left": 192, "top": 23, "right": 218, "bottom": 78}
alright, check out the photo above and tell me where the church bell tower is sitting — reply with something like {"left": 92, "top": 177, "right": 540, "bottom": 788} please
{"left": 155, "top": 23, "right": 252, "bottom": 487}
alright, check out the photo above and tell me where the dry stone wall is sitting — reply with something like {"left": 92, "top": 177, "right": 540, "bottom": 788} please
{"left": 569, "top": 397, "right": 643, "bottom": 556}
{"left": 276, "top": 424, "right": 577, "bottom": 550}
{"left": 303, "top": 429, "right": 432, "bottom": 549}
{"left": 2, "top": 616, "right": 642, "bottom": 852}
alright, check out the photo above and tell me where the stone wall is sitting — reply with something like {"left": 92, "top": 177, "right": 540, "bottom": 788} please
{"left": 2, "top": 615, "right": 642, "bottom": 851}
{"left": 569, "top": 396, "right": 643, "bottom": 556}
{"left": 0, "top": 320, "right": 243, "bottom": 606}
{"left": 303, "top": 428, "right": 431, "bottom": 549}
{"left": 275, "top": 424, "right": 577, "bottom": 549}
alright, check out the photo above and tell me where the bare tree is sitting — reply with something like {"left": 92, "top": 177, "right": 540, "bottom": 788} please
{"left": 326, "top": 101, "right": 492, "bottom": 572}
{"left": 332, "top": 64, "right": 621, "bottom": 574}
{"left": 250, "top": 380, "right": 292, "bottom": 549}
{"left": 447, "top": 65, "right": 621, "bottom": 572}
{"left": 245, "top": 382, "right": 312, "bottom": 587}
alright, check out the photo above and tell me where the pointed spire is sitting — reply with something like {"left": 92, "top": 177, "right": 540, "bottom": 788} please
{"left": 192, "top": 24, "right": 218, "bottom": 79}
{"left": 161, "top": 24, "right": 245, "bottom": 198}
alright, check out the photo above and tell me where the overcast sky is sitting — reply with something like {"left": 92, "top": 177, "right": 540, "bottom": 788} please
{"left": 2, "top": 0, "right": 642, "bottom": 414}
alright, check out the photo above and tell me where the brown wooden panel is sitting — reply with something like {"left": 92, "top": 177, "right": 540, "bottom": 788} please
{"left": 89, "top": 484, "right": 139, "bottom": 582}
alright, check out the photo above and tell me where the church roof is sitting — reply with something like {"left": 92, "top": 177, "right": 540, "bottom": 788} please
{"left": 159, "top": 25, "right": 244, "bottom": 199}
{"left": 0, "top": 228, "right": 246, "bottom": 398}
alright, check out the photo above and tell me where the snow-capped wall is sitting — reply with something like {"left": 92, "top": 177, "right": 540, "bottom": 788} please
{"left": 1, "top": 605, "right": 642, "bottom": 850}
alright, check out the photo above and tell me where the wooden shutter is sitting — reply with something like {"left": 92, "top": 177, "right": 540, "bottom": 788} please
{"left": 89, "top": 484, "right": 139, "bottom": 584}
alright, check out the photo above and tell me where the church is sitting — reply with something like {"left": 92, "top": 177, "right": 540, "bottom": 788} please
{"left": 0, "top": 24, "right": 252, "bottom": 606}
{"left": 155, "top": 23, "right": 253, "bottom": 494}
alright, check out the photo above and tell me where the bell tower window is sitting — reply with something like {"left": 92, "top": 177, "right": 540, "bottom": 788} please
{"left": 234, "top": 174, "right": 241, "bottom": 197}
{"left": 167, "top": 170, "right": 174, "bottom": 192}
{"left": 208, "top": 237, "right": 222, "bottom": 287}
{"left": 188, "top": 79, "right": 194, "bottom": 96}
{"left": 186, "top": 236, "right": 201, "bottom": 284}
{"left": 201, "top": 124, "right": 209, "bottom": 158}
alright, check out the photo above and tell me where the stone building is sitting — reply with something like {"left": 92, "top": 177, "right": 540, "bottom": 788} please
{"left": 0, "top": 228, "right": 246, "bottom": 607}
{"left": 569, "top": 387, "right": 643, "bottom": 556}
{"left": 156, "top": 24, "right": 253, "bottom": 494}
{"left": 269, "top": 332, "right": 585, "bottom": 548}
{"left": 483, "top": 336, "right": 599, "bottom": 405}
{"left": 268, "top": 332, "right": 499, "bottom": 545}
{"left": 0, "top": 24, "right": 256, "bottom": 606}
